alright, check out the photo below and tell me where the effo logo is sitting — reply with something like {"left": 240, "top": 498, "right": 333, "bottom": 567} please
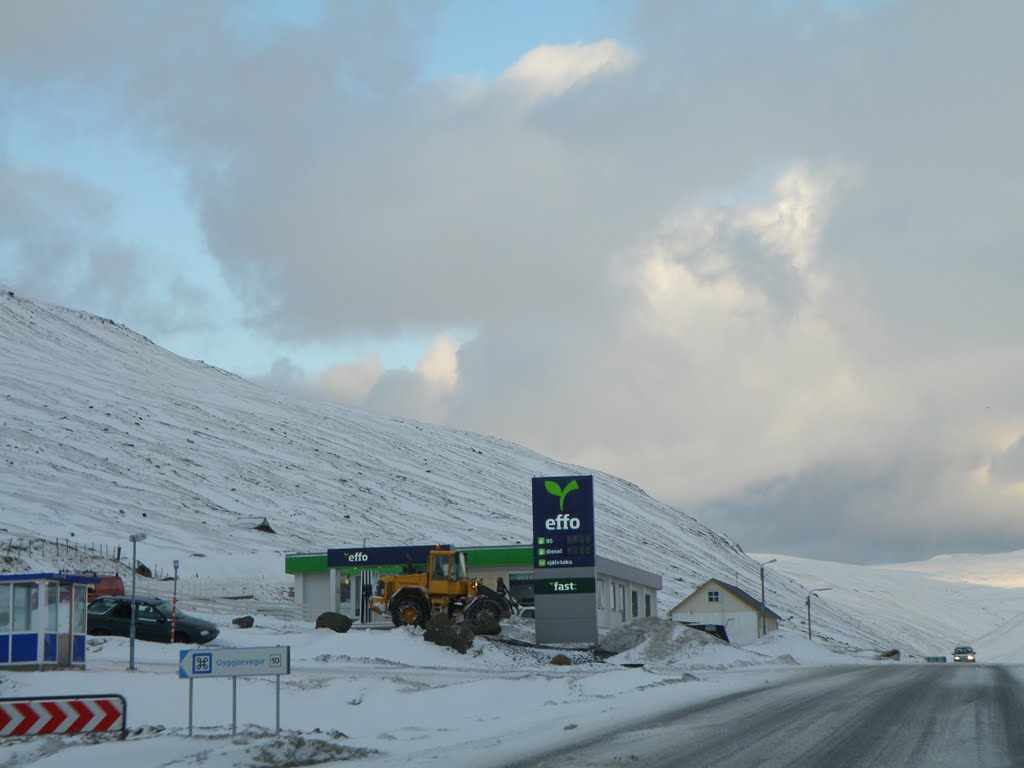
{"left": 544, "top": 479, "right": 579, "bottom": 511}
{"left": 346, "top": 552, "right": 369, "bottom": 563}
{"left": 545, "top": 513, "right": 581, "bottom": 531}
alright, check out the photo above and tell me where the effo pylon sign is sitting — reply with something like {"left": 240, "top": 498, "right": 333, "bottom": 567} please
{"left": 0, "top": 694, "right": 126, "bottom": 738}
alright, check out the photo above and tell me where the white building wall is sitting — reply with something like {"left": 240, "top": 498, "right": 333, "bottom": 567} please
{"left": 670, "top": 608, "right": 759, "bottom": 645}
{"left": 297, "top": 572, "right": 331, "bottom": 622}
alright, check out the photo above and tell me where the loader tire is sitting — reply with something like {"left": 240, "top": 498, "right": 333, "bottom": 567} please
{"left": 391, "top": 594, "right": 430, "bottom": 628}
{"left": 465, "top": 597, "right": 503, "bottom": 625}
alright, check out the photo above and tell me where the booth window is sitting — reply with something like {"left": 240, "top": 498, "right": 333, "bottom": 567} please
{"left": 0, "top": 585, "right": 9, "bottom": 633}
{"left": 47, "top": 582, "right": 59, "bottom": 630}
{"left": 73, "top": 586, "right": 88, "bottom": 634}
{"left": 13, "top": 583, "right": 39, "bottom": 631}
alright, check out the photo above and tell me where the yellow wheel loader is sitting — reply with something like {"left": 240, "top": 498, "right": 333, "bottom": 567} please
{"left": 370, "top": 548, "right": 518, "bottom": 627}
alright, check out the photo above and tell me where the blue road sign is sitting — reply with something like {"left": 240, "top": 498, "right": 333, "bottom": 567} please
{"left": 178, "top": 646, "right": 290, "bottom": 679}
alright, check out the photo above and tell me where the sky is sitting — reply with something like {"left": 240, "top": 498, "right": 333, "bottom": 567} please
{"left": 1, "top": 0, "right": 1023, "bottom": 564}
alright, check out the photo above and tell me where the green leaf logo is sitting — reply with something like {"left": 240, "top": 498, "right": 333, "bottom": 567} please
{"left": 545, "top": 479, "right": 580, "bottom": 511}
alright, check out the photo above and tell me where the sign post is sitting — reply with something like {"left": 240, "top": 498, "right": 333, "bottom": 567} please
{"left": 179, "top": 646, "right": 290, "bottom": 736}
{"left": 532, "top": 475, "right": 597, "bottom": 644}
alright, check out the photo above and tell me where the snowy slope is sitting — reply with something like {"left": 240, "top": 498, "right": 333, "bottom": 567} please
{"left": 760, "top": 551, "right": 1024, "bottom": 661}
{"left": 2, "top": 284, "right": 1019, "bottom": 658}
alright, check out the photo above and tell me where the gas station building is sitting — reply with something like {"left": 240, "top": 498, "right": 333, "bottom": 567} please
{"left": 284, "top": 544, "right": 662, "bottom": 632}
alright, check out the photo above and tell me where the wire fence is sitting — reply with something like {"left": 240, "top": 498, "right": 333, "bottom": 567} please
{"left": 1, "top": 536, "right": 296, "bottom": 606}
{"left": 0, "top": 536, "right": 126, "bottom": 561}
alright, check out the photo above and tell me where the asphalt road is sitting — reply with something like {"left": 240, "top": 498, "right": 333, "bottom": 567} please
{"left": 508, "top": 664, "right": 1024, "bottom": 768}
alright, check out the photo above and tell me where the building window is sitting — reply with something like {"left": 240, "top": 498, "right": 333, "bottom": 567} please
{"left": 707, "top": 590, "right": 720, "bottom": 603}
{"left": 631, "top": 590, "right": 639, "bottom": 618}
{"left": 508, "top": 573, "right": 535, "bottom": 605}
{"left": 644, "top": 593, "right": 652, "bottom": 617}
{"left": 597, "top": 579, "right": 606, "bottom": 609}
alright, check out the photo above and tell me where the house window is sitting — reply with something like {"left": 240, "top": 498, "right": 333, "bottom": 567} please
{"left": 631, "top": 590, "right": 639, "bottom": 618}
{"left": 707, "top": 590, "right": 720, "bottom": 603}
{"left": 644, "top": 594, "right": 652, "bottom": 617}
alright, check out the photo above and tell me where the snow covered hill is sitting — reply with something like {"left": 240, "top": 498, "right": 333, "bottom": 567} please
{"left": 3, "top": 284, "right": 1024, "bottom": 659}
{"left": 760, "top": 551, "right": 1024, "bottom": 662}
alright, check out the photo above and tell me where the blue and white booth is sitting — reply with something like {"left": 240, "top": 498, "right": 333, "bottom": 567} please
{"left": 0, "top": 573, "right": 96, "bottom": 669}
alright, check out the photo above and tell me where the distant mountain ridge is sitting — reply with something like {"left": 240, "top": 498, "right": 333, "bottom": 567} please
{"left": 0, "top": 285, "right": 896, "bottom": 652}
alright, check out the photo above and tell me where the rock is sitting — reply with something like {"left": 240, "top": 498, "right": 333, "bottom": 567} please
{"left": 424, "top": 613, "right": 475, "bottom": 654}
{"left": 316, "top": 612, "right": 353, "bottom": 633}
{"left": 467, "top": 611, "right": 501, "bottom": 636}
{"left": 550, "top": 654, "right": 572, "bottom": 666}
{"left": 877, "top": 649, "right": 900, "bottom": 661}
{"left": 135, "top": 561, "right": 153, "bottom": 578}
{"left": 232, "top": 615, "right": 255, "bottom": 629}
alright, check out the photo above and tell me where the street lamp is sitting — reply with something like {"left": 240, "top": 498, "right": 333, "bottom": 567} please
{"left": 128, "top": 533, "right": 147, "bottom": 671}
{"left": 806, "top": 587, "right": 833, "bottom": 641}
{"left": 757, "top": 559, "right": 777, "bottom": 638}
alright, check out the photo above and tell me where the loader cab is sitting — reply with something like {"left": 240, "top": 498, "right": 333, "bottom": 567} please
{"left": 427, "top": 551, "right": 468, "bottom": 596}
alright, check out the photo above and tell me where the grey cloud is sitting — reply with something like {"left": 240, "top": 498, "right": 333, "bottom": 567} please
{"left": 692, "top": 456, "right": 1024, "bottom": 565}
{"left": 990, "top": 438, "right": 1024, "bottom": 486}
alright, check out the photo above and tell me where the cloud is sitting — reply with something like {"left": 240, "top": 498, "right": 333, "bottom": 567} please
{"left": 2, "top": 1, "right": 1024, "bottom": 562}
{"left": 501, "top": 39, "right": 636, "bottom": 98}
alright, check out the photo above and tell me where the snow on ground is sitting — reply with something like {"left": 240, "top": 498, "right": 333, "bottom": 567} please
{"left": 0, "top": 607, "right": 878, "bottom": 768}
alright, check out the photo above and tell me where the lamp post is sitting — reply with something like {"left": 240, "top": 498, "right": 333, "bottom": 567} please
{"left": 806, "top": 587, "right": 833, "bottom": 641}
{"left": 128, "top": 532, "right": 147, "bottom": 671}
{"left": 171, "top": 559, "right": 180, "bottom": 643}
{"left": 757, "top": 558, "right": 777, "bottom": 638}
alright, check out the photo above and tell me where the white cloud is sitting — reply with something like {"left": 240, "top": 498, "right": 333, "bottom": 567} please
{"left": 318, "top": 357, "right": 385, "bottom": 405}
{"left": 416, "top": 334, "right": 460, "bottom": 390}
{"left": 501, "top": 39, "right": 635, "bottom": 97}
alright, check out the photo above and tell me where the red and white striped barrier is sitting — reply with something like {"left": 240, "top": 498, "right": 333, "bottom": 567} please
{"left": 0, "top": 695, "right": 126, "bottom": 738}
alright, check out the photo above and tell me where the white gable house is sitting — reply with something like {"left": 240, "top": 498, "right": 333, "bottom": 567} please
{"left": 667, "top": 578, "right": 781, "bottom": 646}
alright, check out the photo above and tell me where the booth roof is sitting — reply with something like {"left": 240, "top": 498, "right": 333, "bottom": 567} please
{"left": 0, "top": 573, "right": 100, "bottom": 584}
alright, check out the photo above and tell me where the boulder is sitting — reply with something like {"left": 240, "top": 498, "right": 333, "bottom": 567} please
{"left": 550, "top": 654, "right": 572, "bottom": 666}
{"left": 877, "top": 649, "right": 900, "bottom": 661}
{"left": 424, "top": 613, "right": 475, "bottom": 654}
{"left": 232, "top": 615, "right": 255, "bottom": 629}
{"left": 467, "top": 611, "right": 502, "bottom": 636}
{"left": 316, "top": 612, "right": 353, "bottom": 633}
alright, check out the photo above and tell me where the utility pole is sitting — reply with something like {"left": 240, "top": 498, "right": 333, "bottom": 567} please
{"left": 757, "top": 558, "right": 776, "bottom": 638}
{"left": 806, "top": 587, "right": 833, "bottom": 640}
{"left": 171, "top": 559, "right": 180, "bottom": 643}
